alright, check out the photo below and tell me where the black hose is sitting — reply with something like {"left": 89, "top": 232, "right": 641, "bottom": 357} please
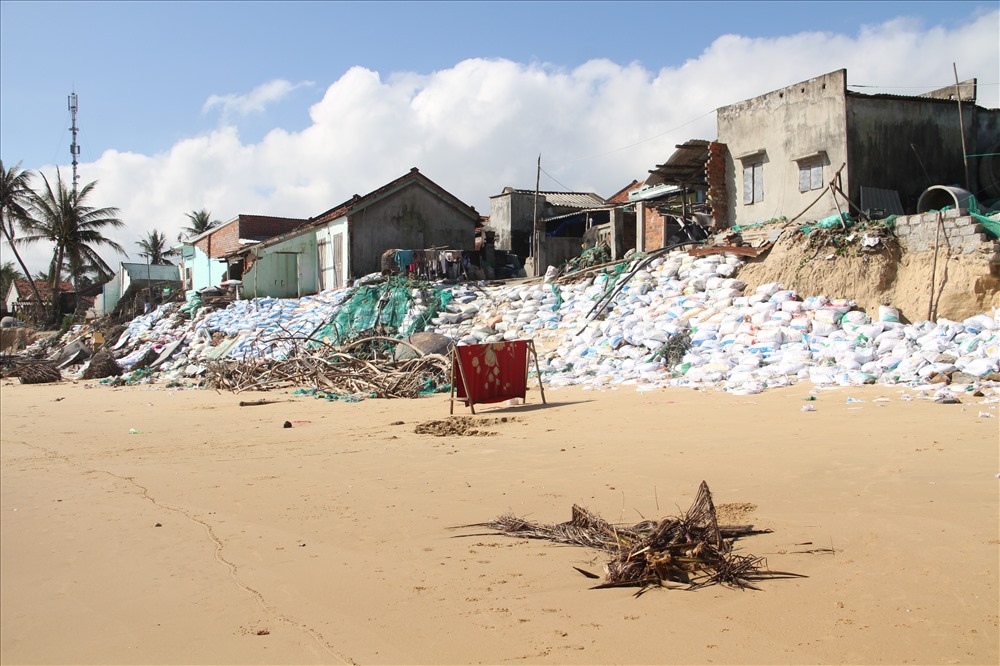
{"left": 577, "top": 240, "right": 704, "bottom": 334}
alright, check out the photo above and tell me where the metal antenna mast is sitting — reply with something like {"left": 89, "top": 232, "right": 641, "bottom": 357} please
{"left": 68, "top": 91, "right": 80, "bottom": 196}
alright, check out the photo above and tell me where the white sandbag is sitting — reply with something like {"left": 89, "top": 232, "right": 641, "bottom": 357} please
{"left": 878, "top": 305, "right": 900, "bottom": 323}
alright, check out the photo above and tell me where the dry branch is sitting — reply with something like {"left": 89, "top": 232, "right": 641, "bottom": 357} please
{"left": 457, "top": 481, "right": 798, "bottom": 594}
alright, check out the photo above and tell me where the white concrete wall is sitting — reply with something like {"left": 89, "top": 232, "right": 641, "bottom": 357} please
{"left": 717, "top": 70, "right": 849, "bottom": 227}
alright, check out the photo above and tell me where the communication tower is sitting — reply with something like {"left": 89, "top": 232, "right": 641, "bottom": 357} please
{"left": 68, "top": 92, "right": 80, "bottom": 196}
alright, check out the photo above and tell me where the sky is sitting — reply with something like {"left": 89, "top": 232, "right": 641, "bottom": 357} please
{"left": 1, "top": 0, "right": 998, "bottom": 276}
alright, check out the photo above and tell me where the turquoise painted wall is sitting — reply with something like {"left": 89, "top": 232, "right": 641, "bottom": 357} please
{"left": 184, "top": 245, "right": 227, "bottom": 292}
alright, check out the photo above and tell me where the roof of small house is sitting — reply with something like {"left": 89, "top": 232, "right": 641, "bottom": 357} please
{"left": 120, "top": 262, "right": 182, "bottom": 283}
{"left": 227, "top": 168, "right": 479, "bottom": 258}
{"left": 312, "top": 167, "right": 479, "bottom": 225}
{"left": 8, "top": 279, "right": 75, "bottom": 301}
{"left": 493, "top": 188, "right": 607, "bottom": 209}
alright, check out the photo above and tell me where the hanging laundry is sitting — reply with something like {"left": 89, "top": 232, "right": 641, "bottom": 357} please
{"left": 395, "top": 250, "right": 414, "bottom": 273}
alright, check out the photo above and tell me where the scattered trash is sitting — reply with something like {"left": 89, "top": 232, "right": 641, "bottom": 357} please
{"left": 935, "top": 397, "right": 961, "bottom": 404}
{"left": 802, "top": 404, "right": 816, "bottom": 412}
{"left": 846, "top": 397, "right": 864, "bottom": 403}
{"left": 979, "top": 411, "right": 995, "bottom": 418}
{"left": 154, "top": 522, "right": 162, "bottom": 527}
{"left": 256, "top": 629, "right": 270, "bottom": 636}
{"left": 128, "top": 428, "right": 142, "bottom": 435}
{"left": 282, "top": 421, "right": 292, "bottom": 429}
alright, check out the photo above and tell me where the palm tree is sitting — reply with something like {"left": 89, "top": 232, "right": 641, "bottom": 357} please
{"left": 182, "top": 209, "right": 219, "bottom": 239}
{"left": 0, "top": 260, "right": 23, "bottom": 302}
{"left": 136, "top": 229, "right": 177, "bottom": 265}
{"left": 0, "top": 160, "right": 45, "bottom": 307}
{"left": 19, "top": 169, "right": 125, "bottom": 322}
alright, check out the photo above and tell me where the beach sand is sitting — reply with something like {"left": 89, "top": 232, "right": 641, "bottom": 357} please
{"left": 1, "top": 379, "right": 997, "bottom": 665}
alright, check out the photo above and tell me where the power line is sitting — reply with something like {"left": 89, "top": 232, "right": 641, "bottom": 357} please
{"left": 538, "top": 166, "right": 574, "bottom": 192}
{"left": 546, "top": 107, "right": 716, "bottom": 168}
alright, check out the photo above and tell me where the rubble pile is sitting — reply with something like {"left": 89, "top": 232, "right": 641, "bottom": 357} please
{"left": 7, "top": 248, "right": 998, "bottom": 396}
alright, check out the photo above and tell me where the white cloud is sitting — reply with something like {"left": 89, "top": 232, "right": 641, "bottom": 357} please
{"left": 203, "top": 79, "right": 314, "bottom": 118}
{"left": 3, "top": 10, "right": 997, "bottom": 277}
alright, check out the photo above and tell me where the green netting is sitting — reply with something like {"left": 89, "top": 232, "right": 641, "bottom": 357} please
{"left": 563, "top": 242, "right": 611, "bottom": 273}
{"left": 595, "top": 260, "right": 632, "bottom": 297}
{"left": 968, "top": 196, "right": 1000, "bottom": 239}
{"left": 730, "top": 216, "right": 788, "bottom": 233}
{"left": 799, "top": 212, "right": 852, "bottom": 235}
{"left": 550, "top": 283, "right": 563, "bottom": 310}
{"left": 921, "top": 195, "right": 1000, "bottom": 240}
{"left": 312, "top": 275, "right": 454, "bottom": 345}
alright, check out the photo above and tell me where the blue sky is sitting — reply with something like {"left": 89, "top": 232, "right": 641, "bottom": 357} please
{"left": 1, "top": 1, "right": 998, "bottom": 273}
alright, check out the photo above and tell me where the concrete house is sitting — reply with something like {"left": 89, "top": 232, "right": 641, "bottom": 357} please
{"left": 487, "top": 188, "right": 611, "bottom": 275}
{"left": 91, "top": 263, "right": 183, "bottom": 317}
{"left": 716, "top": 68, "right": 1000, "bottom": 228}
{"left": 235, "top": 168, "right": 479, "bottom": 298}
{"left": 178, "top": 215, "right": 309, "bottom": 293}
{"left": 4, "top": 279, "right": 74, "bottom": 318}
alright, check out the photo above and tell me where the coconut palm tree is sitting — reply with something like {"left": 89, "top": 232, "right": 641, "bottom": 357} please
{"left": 182, "top": 209, "right": 219, "bottom": 239}
{"left": 0, "top": 160, "right": 45, "bottom": 307}
{"left": 18, "top": 169, "right": 125, "bottom": 321}
{"left": 136, "top": 229, "right": 177, "bottom": 265}
{"left": 0, "top": 260, "right": 23, "bottom": 302}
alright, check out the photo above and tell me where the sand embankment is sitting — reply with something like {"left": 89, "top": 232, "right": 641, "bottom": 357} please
{"left": 1, "top": 379, "right": 998, "bottom": 665}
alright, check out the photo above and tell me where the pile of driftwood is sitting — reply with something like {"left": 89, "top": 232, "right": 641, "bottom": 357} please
{"left": 204, "top": 335, "right": 451, "bottom": 399}
{"left": 7, "top": 361, "right": 62, "bottom": 384}
{"left": 460, "top": 481, "right": 802, "bottom": 594}
{"left": 81, "top": 352, "right": 124, "bottom": 380}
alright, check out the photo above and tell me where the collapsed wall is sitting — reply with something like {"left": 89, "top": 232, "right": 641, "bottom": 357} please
{"left": 735, "top": 217, "right": 1000, "bottom": 323}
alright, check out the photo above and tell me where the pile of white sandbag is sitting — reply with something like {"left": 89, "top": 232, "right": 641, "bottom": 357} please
{"left": 92, "top": 247, "right": 998, "bottom": 394}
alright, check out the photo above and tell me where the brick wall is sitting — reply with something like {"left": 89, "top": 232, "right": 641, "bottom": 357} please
{"left": 894, "top": 209, "right": 993, "bottom": 254}
{"left": 194, "top": 216, "right": 308, "bottom": 258}
{"left": 706, "top": 141, "right": 728, "bottom": 229}
{"left": 643, "top": 206, "right": 667, "bottom": 250}
{"left": 240, "top": 215, "right": 308, "bottom": 241}
{"left": 194, "top": 221, "right": 239, "bottom": 258}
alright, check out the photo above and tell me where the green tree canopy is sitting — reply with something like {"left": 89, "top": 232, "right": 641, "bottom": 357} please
{"left": 0, "top": 260, "right": 24, "bottom": 300}
{"left": 182, "top": 209, "right": 219, "bottom": 239}
{"left": 136, "top": 229, "right": 178, "bottom": 265}
{"left": 18, "top": 169, "right": 125, "bottom": 320}
{"left": 0, "top": 160, "right": 44, "bottom": 307}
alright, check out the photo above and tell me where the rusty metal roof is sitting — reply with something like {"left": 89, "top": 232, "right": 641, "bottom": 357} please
{"left": 645, "top": 140, "right": 711, "bottom": 188}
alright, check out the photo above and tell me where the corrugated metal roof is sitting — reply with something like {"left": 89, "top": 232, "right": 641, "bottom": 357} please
{"left": 122, "top": 263, "right": 182, "bottom": 282}
{"left": 859, "top": 186, "right": 905, "bottom": 216}
{"left": 501, "top": 189, "right": 606, "bottom": 208}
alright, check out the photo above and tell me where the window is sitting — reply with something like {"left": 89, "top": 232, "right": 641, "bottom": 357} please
{"left": 798, "top": 159, "right": 824, "bottom": 192}
{"left": 743, "top": 162, "right": 764, "bottom": 204}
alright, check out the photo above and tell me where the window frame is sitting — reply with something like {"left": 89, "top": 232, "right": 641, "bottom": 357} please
{"left": 743, "top": 161, "right": 764, "bottom": 205}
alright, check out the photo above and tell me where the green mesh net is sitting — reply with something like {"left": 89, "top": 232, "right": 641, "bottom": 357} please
{"left": 312, "top": 275, "right": 454, "bottom": 345}
{"left": 968, "top": 196, "right": 1000, "bottom": 239}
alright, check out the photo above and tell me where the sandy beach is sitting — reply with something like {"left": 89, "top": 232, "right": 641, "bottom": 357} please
{"left": 1, "top": 379, "right": 997, "bottom": 665}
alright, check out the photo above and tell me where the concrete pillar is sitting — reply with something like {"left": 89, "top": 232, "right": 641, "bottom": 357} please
{"left": 635, "top": 202, "right": 645, "bottom": 253}
{"left": 609, "top": 207, "right": 623, "bottom": 260}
